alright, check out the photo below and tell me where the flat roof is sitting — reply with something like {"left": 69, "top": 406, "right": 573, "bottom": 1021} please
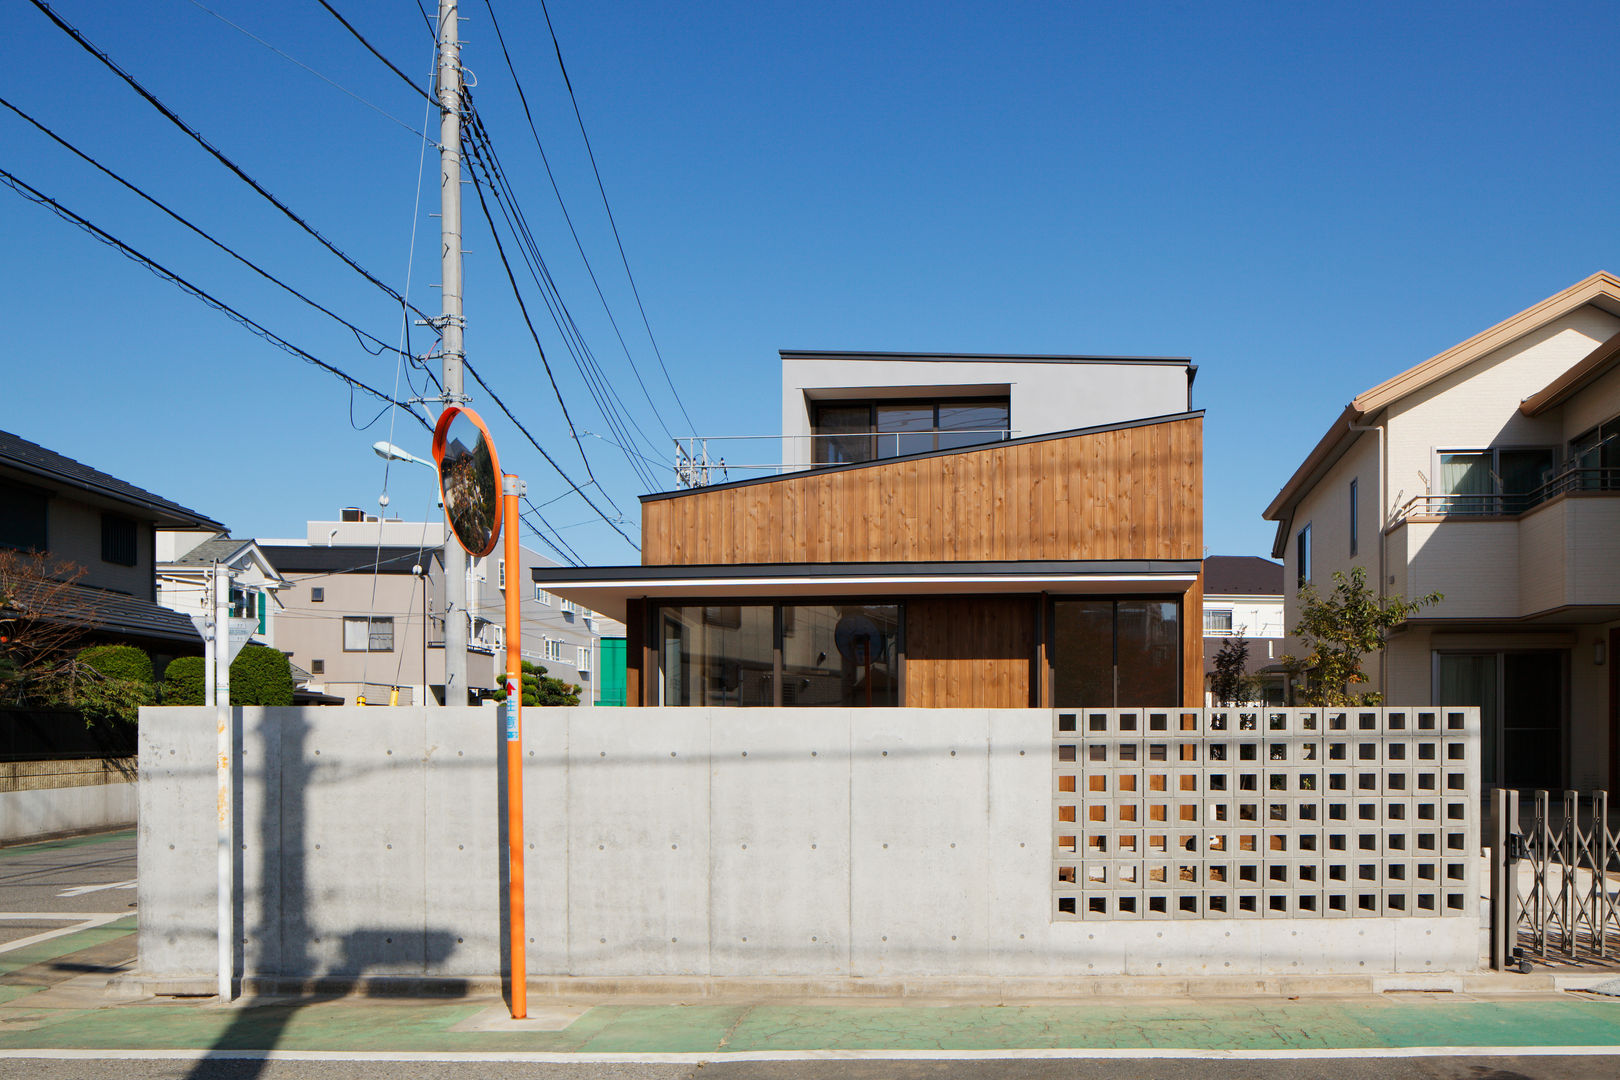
{"left": 531, "top": 559, "right": 1202, "bottom": 622}
{"left": 780, "top": 350, "right": 1193, "bottom": 365}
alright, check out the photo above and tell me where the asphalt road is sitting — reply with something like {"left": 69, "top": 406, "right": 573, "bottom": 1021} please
{"left": 3, "top": 1055, "right": 1620, "bottom": 1080}
{"left": 0, "top": 829, "right": 138, "bottom": 988}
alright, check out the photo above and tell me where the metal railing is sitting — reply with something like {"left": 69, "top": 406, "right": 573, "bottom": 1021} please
{"left": 1490, "top": 788, "right": 1620, "bottom": 970}
{"left": 1394, "top": 467, "right": 1620, "bottom": 523}
{"left": 673, "top": 429, "right": 1016, "bottom": 488}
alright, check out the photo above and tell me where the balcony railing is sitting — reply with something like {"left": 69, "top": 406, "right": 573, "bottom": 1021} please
{"left": 673, "top": 429, "right": 1016, "bottom": 488}
{"left": 1393, "top": 467, "right": 1620, "bottom": 523}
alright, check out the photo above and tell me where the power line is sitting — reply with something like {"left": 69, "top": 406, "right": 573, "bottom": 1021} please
{"left": 0, "top": 164, "right": 426, "bottom": 431}
{"left": 480, "top": 0, "right": 681, "bottom": 446}
{"left": 186, "top": 0, "right": 432, "bottom": 140}
{"left": 28, "top": 0, "right": 435, "bottom": 327}
{"left": 0, "top": 93, "right": 435, "bottom": 387}
{"left": 462, "top": 116, "right": 662, "bottom": 491}
{"left": 533, "top": 0, "right": 696, "bottom": 432}
{"left": 312, "top": 0, "right": 439, "bottom": 107}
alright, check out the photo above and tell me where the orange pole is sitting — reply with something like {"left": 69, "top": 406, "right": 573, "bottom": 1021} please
{"left": 502, "top": 474, "right": 527, "bottom": 1019}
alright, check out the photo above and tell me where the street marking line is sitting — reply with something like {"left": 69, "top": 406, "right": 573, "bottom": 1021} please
{"left": 56, "top": 880, "right": 137, "bottom": 898}
{"left": 0, "top": 913, "right": 127, "bottom": 956}
{"left": 0, "top": 914, "right": 125, "bottom": 921}
{"left": 1, "top": 1047, "right": 1619, "bottom": 1063}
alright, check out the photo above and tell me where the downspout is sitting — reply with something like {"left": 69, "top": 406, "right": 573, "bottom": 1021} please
{"left": 1347, "top": 417, "right": 1387, "bottom": 699}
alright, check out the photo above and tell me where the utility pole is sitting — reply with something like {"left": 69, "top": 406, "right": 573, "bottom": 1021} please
{"left": 437, "top": 0, "right": 468, "bottom": 704}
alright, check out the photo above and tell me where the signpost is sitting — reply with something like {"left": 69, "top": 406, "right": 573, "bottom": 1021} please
{"left": 432, "top": 405, "right": 527, "bottom": 1020}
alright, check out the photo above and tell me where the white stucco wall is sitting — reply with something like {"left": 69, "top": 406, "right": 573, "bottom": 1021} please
{"left": 779, "top": 356, "right": 1192, "bottom": 469}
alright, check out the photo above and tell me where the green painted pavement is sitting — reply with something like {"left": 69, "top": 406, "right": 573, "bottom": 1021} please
{"left": 0, "top": 917, "right": 135, "bottom": 977}
{"left": 0, "top": 829, "right": 133, "bottom": 859}
{"left": 2, "top": 995, "right": 1620, "bottom": 1054}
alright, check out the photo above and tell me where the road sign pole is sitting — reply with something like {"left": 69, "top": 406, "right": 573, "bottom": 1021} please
{"left": 214, "top": 562, "right": 232, "bottom": 1002}
{"left": 502, "top": 473, "right": 527, "bottom": 1019}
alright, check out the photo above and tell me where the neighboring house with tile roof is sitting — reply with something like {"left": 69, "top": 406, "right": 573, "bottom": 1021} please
{"left": 0, "top": 428, "right": 221, "bottom": 668}
{"left": 1201, "top": 555, "right": 1285, "bottom": 705}
{"left": 1263, "top": 272, "right": 1620, "bottom": 792}
{"left": 156, "top": 533, "right": 289, "bottom": 650}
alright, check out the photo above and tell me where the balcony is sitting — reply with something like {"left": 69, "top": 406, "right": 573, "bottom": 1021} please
{"left": 1386, "top": 467, "right": 1620, "bottom": 621}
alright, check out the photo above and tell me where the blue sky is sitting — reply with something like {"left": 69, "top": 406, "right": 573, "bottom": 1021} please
{"left": 3, "top": 1, "right": 1616, "bottom": 564}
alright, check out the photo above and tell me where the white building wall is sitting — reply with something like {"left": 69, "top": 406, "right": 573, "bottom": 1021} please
{"left": 780, "top": 356, "right": 1191, "bottom": 469}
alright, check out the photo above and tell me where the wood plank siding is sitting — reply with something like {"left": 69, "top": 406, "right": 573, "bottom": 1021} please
{"left": 904, "top": 597, "right": 1036, "bottom": 708}
{"left": 642, "top": 415, "right": 1203, "bottom": 565}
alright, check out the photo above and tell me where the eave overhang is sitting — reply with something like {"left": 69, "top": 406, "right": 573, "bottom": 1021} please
{"left": 531, "top": 559, "right": 1203, "bottom": 623}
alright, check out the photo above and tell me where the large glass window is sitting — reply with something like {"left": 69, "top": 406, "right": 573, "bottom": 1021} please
{"left": 1436, "top": 650, "right": 1564, "bottom": 789}
{"left": 1053, "top": 599, "right": 1180, "bottom": 707}
{"left": 1571, "top": 416, "right": 1620, "bottom": 492}
{"left": 343, "top": 616, "right": 394, "bottom": 652}
{"left": 1438, "top": 447, "right": 1560, "bottom": 514}
{"left": 659, "top": 605, "right": 775, "bottom": 706}
{"left": 811, "top": 398, "right": 1010, "bottom": 464}
{"left": 781, "top": 604, "right": 900, "bottom": 706}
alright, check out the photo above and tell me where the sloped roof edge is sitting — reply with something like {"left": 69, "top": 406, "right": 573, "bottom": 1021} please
{"left": 1521, "top": 329, "right": 1620, "bottom": 417}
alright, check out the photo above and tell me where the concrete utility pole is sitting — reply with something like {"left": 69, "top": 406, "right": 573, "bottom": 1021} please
{"left": 437, "top": 0, "right": 468, "bottom": 704}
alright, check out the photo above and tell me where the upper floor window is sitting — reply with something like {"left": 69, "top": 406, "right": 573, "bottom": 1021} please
{"left": 1348, "top": 479, "right": 1358, "bottom": 557}
{"left": 1436, "top": 447, "right": 1559, "bottom": 515}
{"left": 1296, "top": 524, "right": 1312, "bottom": 589}
{"left": 1204, "top": 608, "right": 1234, "bottom": 634}
{"left": 311, "top": 587, "right": 325, "bottom": 603}
{"left": 0, "top": 480, "right": 47, "bottom": 552}
{"left": 534, "top": 586, "right": 552, "bottom": 605}
{"left": 811, "top": 397, "right": 1010, "bottom": 465}
{"left": 543, "top": 637, "right": 566, "bottom": 663}
{"left": 101, "top": 514, "right": 137, "bottom": 566}
{"left": 1570, "top": 415, "right": 1620, "bottom": 492}
{"left": 343, "top": 616, "right": 394, "bottom": 652}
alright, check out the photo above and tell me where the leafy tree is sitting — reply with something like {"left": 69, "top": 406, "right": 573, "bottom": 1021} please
{"left": 68, "top": 644, "right": 155, "bottom": 725}
{"left": 161, "top": 656, "right": 206, "bottom": 705}
{"left": 160, "top": 648, "right": 295, "bottom": 706}
{"left": 1282, "top": 566, "right": 1441, "bottom": 706}
{"left": 490, "top": 660, "right": 580, "bottom": 707}
{"left": 1210, "top": 631, "right": 1250, "bottom": 705}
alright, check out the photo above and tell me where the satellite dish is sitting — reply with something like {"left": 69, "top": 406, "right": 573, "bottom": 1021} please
{"left": 432, "top": 405, "right": 503, "bottom": 557}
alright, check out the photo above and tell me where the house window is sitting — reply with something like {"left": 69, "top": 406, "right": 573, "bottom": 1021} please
{"left": 101, "top": 514, "right": 137, "bottom": 566}
{"left": 1437, "top": 447, "right": 1560, "bottom": 514}
{"left": 534, "top": 586, "right": 552, "bottom": 605}
{"left": 561, "top": 599, "right": 580, "bottom": 615}
{"left": 577, "top": 644, "right": 591, "bottom": 670}
{"left": 543, "top": 638, "right": 565, "bottom": 663}
{"left": 1348, "top": 479, "right": 1358, "bottom": 557}
{"left": 1570, "top": 414, "right": 1620, "bottom": 492}
{"left": 810, "top": 397, "right": 1011, "bottom": 465}
{"left": 1204, "top": 608, "right": 1234, "bottom": 634}
{"left": 311, "top": 659, "right": 325, "bottom": 675}
{"left": 1297, "top": 524, "right": 1312, "bottom": 588}
{"left": 343, "top": 616, "right": 394, "bottom": 652}
{"left": 1053, "top": 599, "right": 1181, "bottom": 707}
{"left": 780, "top": 603, "right": 900, "bottom": 707}
{"left": 0, "top": 480, "right": 48, "bottom": 552}
{"left": 498, "top": 560, "right": 505, "bottom": 590}
{"left": 311, "top": 587, "right": 325, "bottom": 603}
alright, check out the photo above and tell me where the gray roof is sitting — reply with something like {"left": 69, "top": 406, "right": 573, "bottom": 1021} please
{"left": 0, "top": 429, "right": 224, "bottom": 530}
{"left": 1204, "top": 555, "right": 1284, "bottom": 596}
{"left": 7, "top": 579, "right": 203, "bottom": 646}
{"left": 169, "top": 538, "right": 254, "bottom": 567}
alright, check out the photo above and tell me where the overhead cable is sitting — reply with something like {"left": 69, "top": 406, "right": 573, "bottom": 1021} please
{"left": 0, "top": 165, "right": 426, "bottom": 431}
{"left": 312, "top": 0, "right": 439, "bottom": 107}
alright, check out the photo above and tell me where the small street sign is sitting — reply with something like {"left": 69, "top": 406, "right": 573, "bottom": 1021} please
{"left": 227, "top": 618, "right": 257, "bottom": 664}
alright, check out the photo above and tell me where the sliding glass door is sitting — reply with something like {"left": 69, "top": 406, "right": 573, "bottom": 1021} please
{"left": 1435, "top": 650, "right": 1564, "bottom": 790}
{"left": 1052, "top": 599, "right": 1180, "bottom": 707}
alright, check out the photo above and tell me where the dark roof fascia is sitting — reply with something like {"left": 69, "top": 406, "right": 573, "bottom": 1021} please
{"left": 779, "top": 350, "right": 1192, "bottom": 365}
{"left": 0, "top": 430, "right": 225, "bottom": 530}
{"left": 259, "top": 545, "right": 436, "bottom": 575}
{"left": 641, "top": 410, "right": 1206, "bottom": 504}
{"left": 533, "top": 559, "right": 1204, "bottom": 585}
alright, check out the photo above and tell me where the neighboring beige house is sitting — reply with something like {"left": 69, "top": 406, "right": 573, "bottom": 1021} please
{"left": 1264, "top": 272, "right": 1620, "bottom": 792}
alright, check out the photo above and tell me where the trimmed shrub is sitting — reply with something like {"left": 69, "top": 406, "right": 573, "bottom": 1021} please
{"left": 230, "top": 646, "right": 294, "bottom": 706}
{"left": 75, "top": 644, "right": 155, "bottom": 724}
{"left": 161, "top": 656, "right": 206, "bottom": 706}
{"left": 78, "top": 644, "right": 155, "bottom": 686}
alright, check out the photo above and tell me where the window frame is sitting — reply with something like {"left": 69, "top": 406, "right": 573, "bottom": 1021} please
{"left": 810, "top": 396, "right": 1012, "bottom": 465}
{"left": 0, "top": 480, "right": 49, "bottom": 553}
{"left": 1204, "top": 608, "right": 1235, "bottom": 635}
{"left": 1296, "top": 523, "right": 1312, "bottom": 589}
{"left": 100, "top": 513, "right": 138, "bottom": 567}
{"left": 342, "top": 616, "right": 395, "bottom": 652}
{"left": 1432, "top": 445, "right": 1563, "bottom": 514}
{"left": 1348, "top": 478, "right": 1358, "bottom": 558}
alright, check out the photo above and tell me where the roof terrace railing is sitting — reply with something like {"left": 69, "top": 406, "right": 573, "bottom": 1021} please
{"left": 673, "top": 429, "right": 1016, "bottom": 488}
{"left": 1392, "top": 467, "right": 1620, "bottom": 524}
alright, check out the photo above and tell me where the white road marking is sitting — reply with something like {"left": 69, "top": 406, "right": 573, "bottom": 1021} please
{"left": 0, "top": 912, "right": 127, "bottom": 956}
{"left": 0, "top": 1047, "right": 1617, "bottom": 1064}
{"left": 56, "top": 879, "right": 137, "bottom": 898}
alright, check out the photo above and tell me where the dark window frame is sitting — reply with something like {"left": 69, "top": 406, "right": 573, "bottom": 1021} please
{"left": 100, "top": 513, "right": 138, "bottom": 566}
{"left": 1297, "top": 524, "right": 1312, "bottom": 589}
{"left": 1348, "top": 479, "right": 1358, "bottom": 558}
{"left": 0, "top": 479, "right": 49, "bottom": 553}
{"left": 810, "top": 396, "right": 1011, "bottom": 464}
{"left": 1049, "top": 595, "right": 1184, "bottom": 708}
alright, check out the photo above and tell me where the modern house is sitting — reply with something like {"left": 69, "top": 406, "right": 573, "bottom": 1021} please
{"left": 0, "top": 429, "right": 220, "bottom": 671}
{"left": 535, "top": 350, "right": 1205, "bottom": 709}
{"left": 155, "top": 533, "right": 288, "bottom": 649}
{"left": 1263, "top": 272, "right": 1620, "bottom": 791}
{"left": 1201, "top": 554, "right": 1285, "bottom": 704}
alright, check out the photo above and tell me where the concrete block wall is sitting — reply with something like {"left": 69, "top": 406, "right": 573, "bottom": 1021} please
{"left": 137, "top": 705, "right": 1480, "bottom": 983}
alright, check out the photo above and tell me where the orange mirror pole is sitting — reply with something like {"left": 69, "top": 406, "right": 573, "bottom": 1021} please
{"left": 502, "top": 473, "right": 527, "bottom": 1019}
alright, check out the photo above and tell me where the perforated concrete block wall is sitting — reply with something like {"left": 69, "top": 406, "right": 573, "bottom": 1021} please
{"left": 138, "top": 705, "right": 1483, "bottom": 981}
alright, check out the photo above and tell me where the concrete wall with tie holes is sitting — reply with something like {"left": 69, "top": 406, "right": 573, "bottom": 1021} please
{"left": 136, "top": 704, "right": 1481, "bottom": 982}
